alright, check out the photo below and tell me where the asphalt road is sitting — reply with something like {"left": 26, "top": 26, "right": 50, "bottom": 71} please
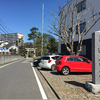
{"left": 0, "top": 58, "right": 45, "bottom": 99}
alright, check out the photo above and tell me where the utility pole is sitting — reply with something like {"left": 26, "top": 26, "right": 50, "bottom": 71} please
{"left": 0, "top": 32, "right": 1, "bottom": 42}
{"left": 41, "top": 2, "right": 44, "bottom": 56}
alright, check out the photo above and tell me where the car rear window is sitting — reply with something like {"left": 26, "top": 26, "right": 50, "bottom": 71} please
{"left": 42, "top": 57, "right": 50, "bottom": 60}
{"left": 52, "top": 56, "right": 60, "bottom": 60}
{"left": 57, "top": 57, "right": 63, "bottom": 60}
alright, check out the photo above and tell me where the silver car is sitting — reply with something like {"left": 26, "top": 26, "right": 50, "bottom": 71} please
{"left": 39, "top": 55, "right": 60, "bottom": 71}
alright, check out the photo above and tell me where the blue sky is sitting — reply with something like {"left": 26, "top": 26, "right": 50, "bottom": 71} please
{"left": 0, "top": 0, "right": 66, "bottom": 42}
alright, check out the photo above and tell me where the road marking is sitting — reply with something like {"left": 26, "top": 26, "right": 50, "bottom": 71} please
{"left": 31, "top": 63, "right": 47, "bottom": 99}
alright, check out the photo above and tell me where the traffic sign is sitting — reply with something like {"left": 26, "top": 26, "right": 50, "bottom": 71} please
{"left": 0, "top": 47, "right": 6, "bottom": 50}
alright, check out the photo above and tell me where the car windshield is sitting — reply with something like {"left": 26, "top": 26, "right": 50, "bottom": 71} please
{"left": 57, "top": 57, "right": 63, "bottom": 60}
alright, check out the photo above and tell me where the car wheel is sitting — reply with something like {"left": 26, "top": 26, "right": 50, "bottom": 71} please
{"left": 51, "top": 65, "right": 55, "bottom": 71}
{"left": 61, "top": 67, "right": 70, "bottom": 75}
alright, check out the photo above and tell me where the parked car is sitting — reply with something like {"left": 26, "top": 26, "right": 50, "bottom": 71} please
{"left": 54, "top": 55, "right": 92, "bottom": 75}
{"left": 39, "top": 55, "right": 60, "bottom": 71}
{"left": 33, "top": 56, "right": 45, "bottom": 67}
{"left": 33, "top": 53, "right": 60, "bottom": 67}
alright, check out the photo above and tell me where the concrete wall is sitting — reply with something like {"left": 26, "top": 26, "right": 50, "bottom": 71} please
{"left": 0, "top": 55, "right": 22, "bottom": 65}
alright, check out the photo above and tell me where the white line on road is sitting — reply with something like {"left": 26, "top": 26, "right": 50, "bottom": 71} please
{"left": 31, "top": 63, "right": 47, "bottom": 99}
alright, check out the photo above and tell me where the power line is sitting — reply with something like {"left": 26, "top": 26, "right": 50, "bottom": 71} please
{"left": 0, "top": 24, "right": 9, "bottom": 33}
{"left": 0, "top": 18, "right": 15, "bottom": 44}
{"left": 0, "top": 18, "right": 13, "bottom": 33}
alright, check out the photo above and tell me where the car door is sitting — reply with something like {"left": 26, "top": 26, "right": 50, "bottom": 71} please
{"left": 66, "top": 57, "right": 81, "bottom": 72}
{"left": 77, "top": 57, "right": 92, "bottom": 72}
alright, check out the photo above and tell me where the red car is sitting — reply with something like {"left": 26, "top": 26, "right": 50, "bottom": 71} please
{"left": 54, "top": 55, "right": 92, "bottom": 75}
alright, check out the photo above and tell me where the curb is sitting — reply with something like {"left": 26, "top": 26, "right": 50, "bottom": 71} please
{"left": 36, "top": 67, "right": 61, "bottom": 99}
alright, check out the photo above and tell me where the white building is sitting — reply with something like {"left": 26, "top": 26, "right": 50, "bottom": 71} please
{"left": 0, "top": 33, "right": 24, "bottom": 55}
{"left": 59, "top": 0, "right": 100, "bottom": 60}
{"left": 0, "top": 33, "right": 24, "bottom": 46}
{"left": 0, "top": 42, "right": 18, "bottom": 55}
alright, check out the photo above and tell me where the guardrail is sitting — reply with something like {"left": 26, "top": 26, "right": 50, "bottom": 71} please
{"left": 0, "top": 55, "right": 22, "bottom": 65}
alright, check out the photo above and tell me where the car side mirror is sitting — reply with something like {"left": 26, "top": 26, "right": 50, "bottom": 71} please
{"left": 87, "top": 60, "right": 91, "bottom": 63}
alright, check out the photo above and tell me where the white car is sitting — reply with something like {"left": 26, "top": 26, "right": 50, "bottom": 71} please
{"left": 39, "top": 55, "right": 60, "bottom": 71}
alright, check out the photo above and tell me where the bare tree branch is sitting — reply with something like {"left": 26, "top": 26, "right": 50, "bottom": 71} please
{"left": 48, "top": 0, "right": 100, "bottom": 55}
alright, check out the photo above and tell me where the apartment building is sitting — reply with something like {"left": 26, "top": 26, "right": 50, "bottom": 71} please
{"left": 59, "top": 0, "right": 100, "bottom": 60}
{"left": 0, "top": 33, "right": 24, "bottom": 55}
{"left": 0, "top": 33, "right": 24, "bottom": 46}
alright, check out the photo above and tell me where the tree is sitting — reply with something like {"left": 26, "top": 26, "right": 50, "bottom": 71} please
{"left": 43, "top": 33, "right": 53, "bottom": 54}
{"left": 47, "top": 36, "right": 58, "bottom": 53}
{"left": 19, "top": 38, "right": 24, "bottom": 46}
{"left": 34, "top": 32, "right": 56, "bottom": 55}
{"left": 27, "top": 27, "right": 39, "bottom": 47}
{"left": 27, "top": 27, "right": 58, "bottom": 56}
{"left": 48, "top": 0, "right": 100, "bottom": 55}
{"left": 34, "top": 32, "right": 42, "bottom": 56}
{"left": 19, "top": 45, "right": 26, "bottom": 56}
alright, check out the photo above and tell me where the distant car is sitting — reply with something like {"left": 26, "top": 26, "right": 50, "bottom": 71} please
{"left": 54, "top": 55, "right": 92, "bottom": 75}
{"left": 39, "top": 55, "right": 60, "bottom": 71}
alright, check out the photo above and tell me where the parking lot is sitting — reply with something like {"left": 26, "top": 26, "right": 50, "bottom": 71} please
{"left": 36, "top": 67, "right": 100, "bottom": 99}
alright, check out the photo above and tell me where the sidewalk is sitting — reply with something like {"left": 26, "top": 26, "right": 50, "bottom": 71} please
{"left": 37, "top": 67, "right": 100, "bottom": 99}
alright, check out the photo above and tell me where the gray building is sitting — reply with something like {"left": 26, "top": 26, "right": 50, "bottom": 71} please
{"left": 59, "top": 0, "right": 100, "bottom": 60}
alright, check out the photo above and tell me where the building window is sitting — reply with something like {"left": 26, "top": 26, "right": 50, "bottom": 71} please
{"left": 77, "top": 45, "right": 86, "bottom": 55}
{"left": 76, "top": 0, "right": 86, "bottom": 13}
{"left": 76, "top": 25, "right": 78, "bottom": 35}
{"left": 69, "top": 27, "right": 72, "bottom": 32}
{"left": 76, "top": 22, "right": 86, "bottom": 34}
{"left": 80, "top": 22, "right": 86, "bottom": 33}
